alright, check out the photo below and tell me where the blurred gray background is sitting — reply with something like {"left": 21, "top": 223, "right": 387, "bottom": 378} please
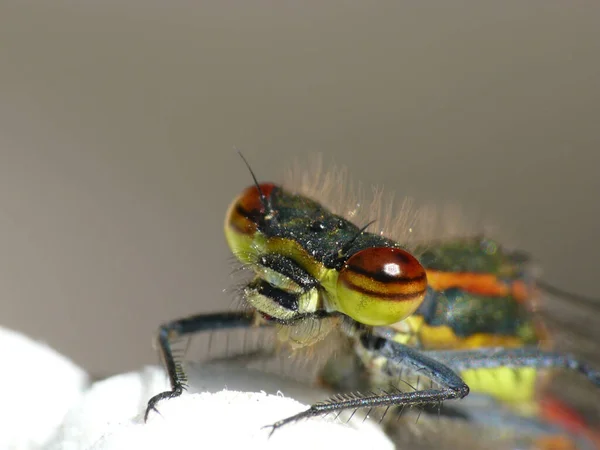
{"left": 0, "top": 2, "right": 598, "bottom": 377}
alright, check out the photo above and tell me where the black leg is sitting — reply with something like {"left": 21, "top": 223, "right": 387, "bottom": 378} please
{"left": 265, "top": 335, "right": 470, "bottom": 434}
{"left": 266, "top": 334, "right": 600, "bottom": 435}
{"left": 145, "top": 311, "right": 257, "bottom": 421}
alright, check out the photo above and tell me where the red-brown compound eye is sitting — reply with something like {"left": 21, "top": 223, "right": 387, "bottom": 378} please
{"left": 236, "top": 183, "right": 276, "bottom": 216}
{"left": 224, "top": 183, "right": 277, "bottom": 264}
{"left": 336, "top": 247, "right": 427, "bottom": 326}
{"left": 225, "top": 183, "right": 276, "bottom": 236}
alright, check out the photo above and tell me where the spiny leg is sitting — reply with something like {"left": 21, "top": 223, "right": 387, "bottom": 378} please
{"left": 266, "top": 336, "right": 600, "bottom": 435}
{"left": 265, "top": 334, "right": 470, "bottom": 435}
{"left": 145, "top": 311, "right": 258, "bottom": 421}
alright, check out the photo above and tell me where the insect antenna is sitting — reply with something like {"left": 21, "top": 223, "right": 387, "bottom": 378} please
{"left": 336, "top": 219, "right": 377, "bottom": 261}
{"left": 235, "top": 148, "right": 272, "bottom": 215}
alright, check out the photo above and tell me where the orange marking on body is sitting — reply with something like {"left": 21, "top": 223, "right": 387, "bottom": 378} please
{"left": 426, "top": 270, "right": 531, "bottom": 301}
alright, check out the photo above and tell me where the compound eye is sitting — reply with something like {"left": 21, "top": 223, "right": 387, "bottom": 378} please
{"left": 225, "top": 183, "right": 276, "bottom": 263}
{"left": 235, "top": 183, "right": 275, "bottom": 217}
{"left": 336, "top": 247, "right": 427, "bottom": 326}
{"left": 225, "top": 183, "right": 276, "bottom": 235}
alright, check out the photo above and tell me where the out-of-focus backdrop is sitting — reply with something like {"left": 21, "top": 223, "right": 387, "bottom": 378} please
{"left": 0, "top": 2, "right": 598, "bottom": 377}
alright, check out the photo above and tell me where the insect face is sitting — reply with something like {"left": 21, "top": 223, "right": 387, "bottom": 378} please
{"left": 224, "top": 183, "right": 428, "bottom": 328}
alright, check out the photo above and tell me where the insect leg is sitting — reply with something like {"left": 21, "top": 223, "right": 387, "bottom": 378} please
{"left": 265, "top": 334, "right": 469, "bottom": 434}
{"left": 424, "top": 347, "right": 600, "bottom": 386}
{"left": 145, "top": 311, "right": 257, "bottom": 421}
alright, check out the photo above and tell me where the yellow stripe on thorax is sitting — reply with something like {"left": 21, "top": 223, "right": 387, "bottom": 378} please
{"left": 391, "top": 316, "right": 537, "bottom": 404}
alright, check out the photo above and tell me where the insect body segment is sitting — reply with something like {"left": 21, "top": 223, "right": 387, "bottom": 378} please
{"left": 408, "top": 239, "right": 542, "bottom": 348}
{"left": 389, "top": 239, "right": 546, "bottom": 406}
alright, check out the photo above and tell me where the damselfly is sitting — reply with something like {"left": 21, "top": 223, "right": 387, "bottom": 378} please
{"left": 145, "top": 154, "right": 600, "bottom": 449}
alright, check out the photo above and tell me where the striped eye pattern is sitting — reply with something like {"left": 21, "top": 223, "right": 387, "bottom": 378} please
{"left": 336, "top": 247, "right": 427, "bottom": 326}
{"left": 226, "top": 183, "right": 276, "bottom": 236}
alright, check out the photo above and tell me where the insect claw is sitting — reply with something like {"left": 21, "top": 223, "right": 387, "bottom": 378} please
{"left": 261, "top": 424, "right": 277, "bottom": 439}
{"left": 263, "top": 407, "right": 316, "bottom": 436}
{"left": 144, "top": 402, "right": 161, "bottom": 423}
